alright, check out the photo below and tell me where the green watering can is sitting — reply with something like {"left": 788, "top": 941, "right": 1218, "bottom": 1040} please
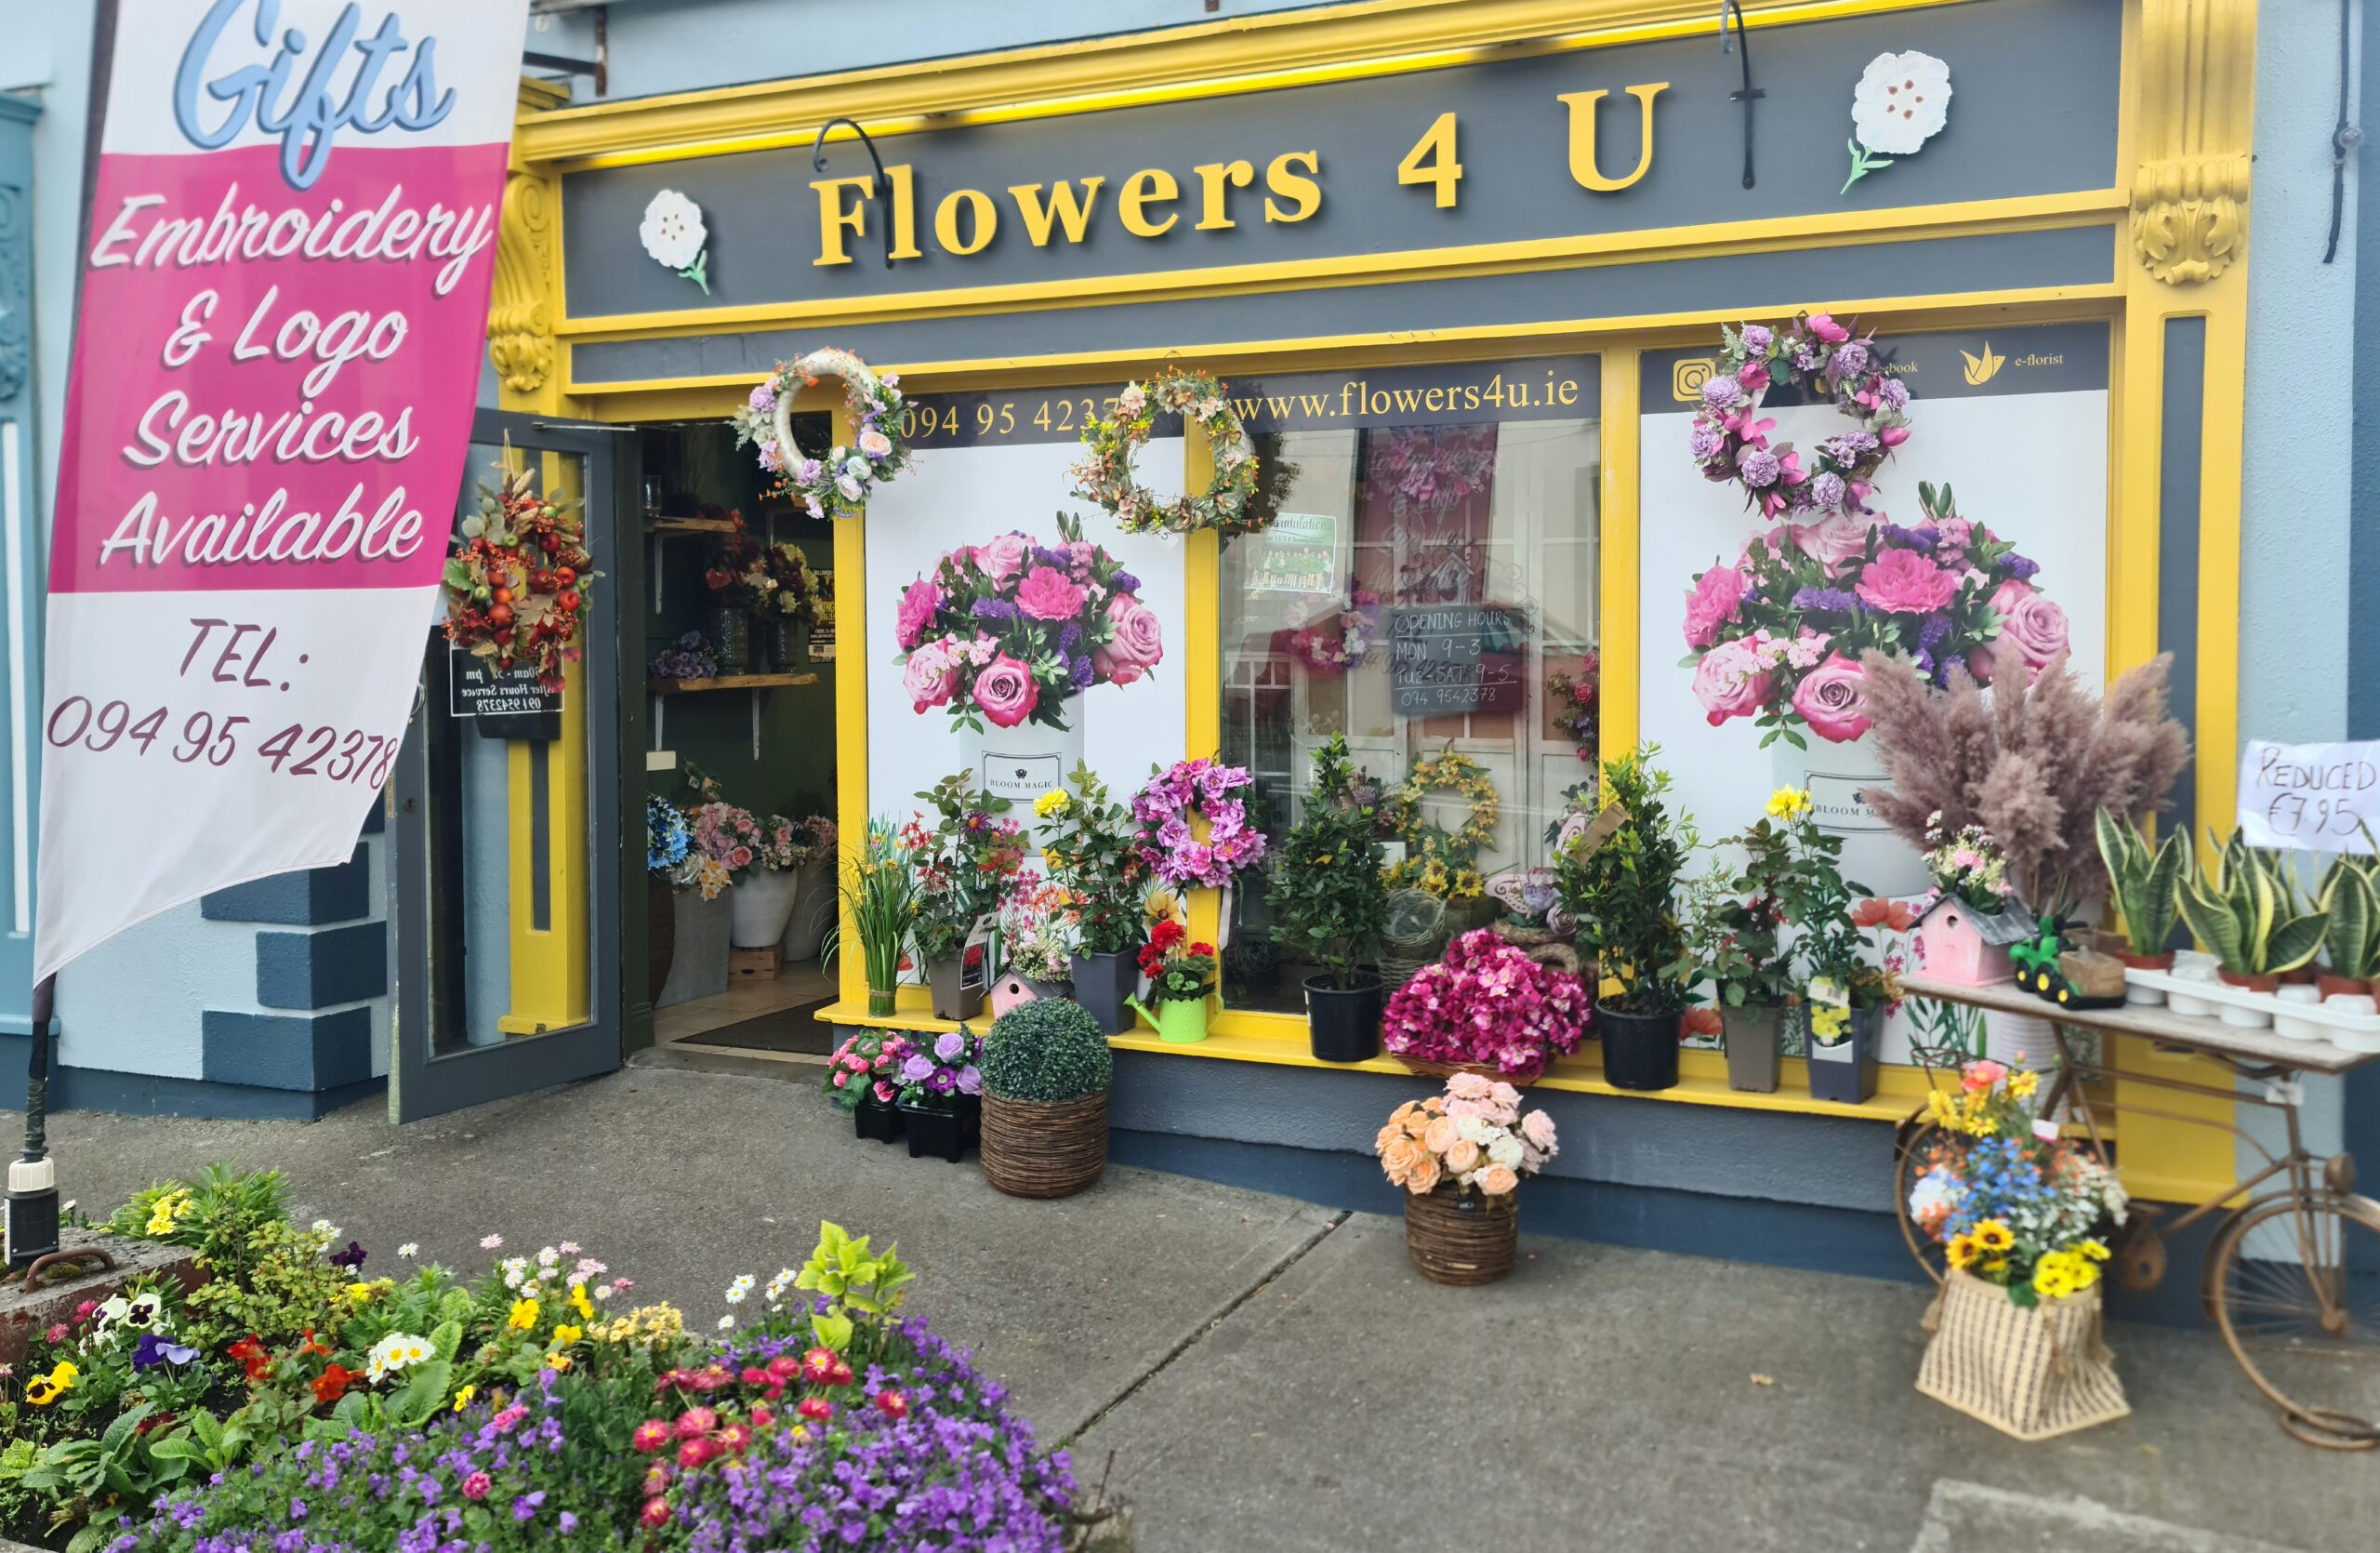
{"left": 1128, "top": 994, "right": 1210, "bottom": 1044}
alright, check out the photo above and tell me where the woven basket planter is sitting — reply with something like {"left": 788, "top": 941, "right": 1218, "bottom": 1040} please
{"left": 1389, "top": 1053, "right": 1544, "bottom": 1088}
{"left": 1915, "top": 1268, "right": 2129, "bottom": 1440}
{"left": 1402, "top": 1184, "right": 1519, "bottom": 1285}
{"left": 980, "top": 1091, "right": 1109, "bottom": 1200}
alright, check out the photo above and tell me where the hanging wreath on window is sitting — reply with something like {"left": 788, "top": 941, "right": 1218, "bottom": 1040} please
{"left": 729, "top": 347, "right": 914, "bottom": 520}
{"left": 1687, "top": 313, "right": 1912, "bottom": 524}
{"left": 442, "top": 460, "right": 598, "bottom": 692}
{"left": 1072, "top": 367, "right": 1268, "bottom": 536}
{"left": 1383, "top": 750, "right": 1500, "bottom": 901}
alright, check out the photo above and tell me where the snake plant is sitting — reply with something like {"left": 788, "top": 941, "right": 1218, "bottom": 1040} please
{"left": 2176, "top": 829, "right": 2326, "bottom": 977}
{"left": 2093, "top": 809, "right": 2188, "bottom": 957}
{"left": 2320, "top": 855, "right": 2380, "bottom": 981}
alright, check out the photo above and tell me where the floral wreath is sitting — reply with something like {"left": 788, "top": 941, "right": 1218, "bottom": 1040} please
{"left": 729, "top": 347, "right": 913, "bottom": 521}
{"left": 1385, "top": 750, "right": 1500, "bottom": 897}
{"left": 1071, "top": 367, "right": 1268, "bottom": 537}
{"left": 1688, "top": 314, "right": 1912, "bottom": 524}
{"left": 1285, "top": 583, "right": 1382, "bottom": 674}
{"left": 1130, "top": 759, "right": 1267, "bottom": 889}
{"left": 442, "top": 460, "right": 596, "bottom": 691}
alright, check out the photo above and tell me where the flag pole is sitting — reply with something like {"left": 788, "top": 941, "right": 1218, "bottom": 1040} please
{"left": 5, "top": 976, "right": 60, "bottom": 1268}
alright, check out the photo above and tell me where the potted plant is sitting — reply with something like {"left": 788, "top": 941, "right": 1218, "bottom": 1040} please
{"left": 904, "top": 776, "right": 1024, "bottom": 1022}
{"left": 1043, "top": 763, "right": 1150, "bottom": 1035}
{"left": 881, "top": 1028, "right": 983, "bottom": 1162}
{"left": 2176, "top": 830, "right": 2326, "bottom": 1026}
{"left": 1773, "top": 787, "right": 1892, "bottom": 1103}
{"left": 838, "top": 818, "right": 918, "bottom": 1018}
{"left": 1685, "top": 797, "right": 1796, "bottom": 1094}
{"left": 821, "top": 1030, "right": 901, "bottom": 1142}
{"left": 1907, "top": 1059, "right": 2132, "bottom": 1439}
{"left": 700, "top": 509, "right": 772, "bottom": 670}
{"left": 992, "top": 875, "right": 1076, "bottom": 1015}
{"left": 1912, "top": 817, "right": 2027, "bottom": 988}
{"left": 1374, "top": 1073, "right": 1559, "bottom": 1286}
{"left": 2320, "top": 855, "right": 2380, "bottom": 1001}
{"left": 978, "top": 999, "right": 1115, "bottom": 1199}
{"left": 1127, "top": 917, "right": 1218, "bottom": 1044}
{"left": 2094, "top": 809, "right": 2190, "bottom": 1004}
{"left": 1556, "top": 743, "right": 1699, "bottom": 1092}
{"left": 762, "top": 540, "right": 820, "bottom": 670}
{"left": 1382, "top": 928, "right": 1589, "bottom": 1082}
{"left": 1267, "top": 736, "right": 1393, "bottom": 1062}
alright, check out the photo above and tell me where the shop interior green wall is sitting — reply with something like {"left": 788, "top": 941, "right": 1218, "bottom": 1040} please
{"left": 641, "top": 420, "right": 837, "bottom": 824}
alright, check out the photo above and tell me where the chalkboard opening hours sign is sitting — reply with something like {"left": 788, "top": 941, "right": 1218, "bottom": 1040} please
{"left": 1389, "top": 605, "right": 1528, "bottom": 715}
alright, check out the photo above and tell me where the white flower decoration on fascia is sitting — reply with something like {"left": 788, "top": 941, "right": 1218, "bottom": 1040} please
{"left": 640, "top": 188, "right": 713, "bottom": 295}
{"left": 1844, "top": 50, "right": 1952, "bottom": 194}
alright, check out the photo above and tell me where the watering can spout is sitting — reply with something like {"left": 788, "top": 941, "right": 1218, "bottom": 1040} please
{"left": 1125, "top": 996, "right": 1157, "bottom": 1028}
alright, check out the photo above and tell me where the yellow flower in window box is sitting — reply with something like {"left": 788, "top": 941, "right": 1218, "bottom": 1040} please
{"left": 508, "top": 1297, "right": 540, "bottom": 1332}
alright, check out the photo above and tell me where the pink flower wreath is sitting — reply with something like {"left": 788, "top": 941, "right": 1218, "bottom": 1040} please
{"left": 1688, "top": 312, "right": 1911, "bottom": 524}
{"left": 1131, "top": 759, "right": 1267, "bottom": 889}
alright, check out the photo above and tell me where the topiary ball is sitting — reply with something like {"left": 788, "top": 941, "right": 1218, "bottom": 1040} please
{"left": 982, "top": 999, "right": 1114, "bottom": 1103}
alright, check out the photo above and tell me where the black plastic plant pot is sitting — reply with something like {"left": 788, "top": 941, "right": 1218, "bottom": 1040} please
{"left": 1303, "top": 973, "right": 1385, "bottom": 1063}
{"left": 1805, "top": 1006, "right": 1882, "bottom": 1105}
{"left": 1069, "top": 950, "right": 1141, "bottom": 1036}
{"left": 899, "top": 1101, "right": 968, "bottom": 1162}
{"left": 853, "top": 1095, "right": 904, "bottom": 1144}
{"left": 1597, "top": 1004, "right": 1681, "bottom": 1092}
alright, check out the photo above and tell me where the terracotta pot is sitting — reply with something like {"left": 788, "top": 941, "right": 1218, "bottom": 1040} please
{"left": 2317, "top": 974, "right": 2368, "bottom": 1002}
{"left": 2215, "top": 968, "right": 2282, "bottom": 994}
{"left": 2115, "top": 950, "right": 2175, "bottom": 973}
{"left": 2278, "top": 964, "right": 2319, "bottom": 987}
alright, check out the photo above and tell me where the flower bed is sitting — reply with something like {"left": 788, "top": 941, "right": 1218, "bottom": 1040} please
{"left": 0, "top": 1172, "right": 1076, "bottom": 1553}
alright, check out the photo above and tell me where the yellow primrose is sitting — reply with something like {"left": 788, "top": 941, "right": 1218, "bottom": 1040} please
{"left": 1032, "top": 789, "right": 1071, "bottom": 819}
{"left": 452, "top": 1384, "right": 478, "bottom": 1413}
{"left": 551, "top": 1323, "right": 583, "bottom": 1348}
{"left": 508, "top": 1297, "right": 540, "bottom": 1332}
{"left": 570, "top": 1282, "right": 596, "bottom": 1321}
{"left": 544, "top": 1353, "right": 574, "bottom": 1372}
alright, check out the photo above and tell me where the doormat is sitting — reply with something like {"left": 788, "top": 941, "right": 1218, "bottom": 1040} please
{"left": 674, "top": 998, "right": 838, "bottom": 1055}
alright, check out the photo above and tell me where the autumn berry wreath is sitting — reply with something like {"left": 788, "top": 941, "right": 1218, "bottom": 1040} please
{"left": 1072, "top": 367, "right": 1269, "bottom": 537}
{"left": 442, "top": 463, "right": 596, "bottom": 691}
{"left": 1383, "top": 750, "right": 1501, "bottom": 901}
{"left": 730, "top": 347, "right": 913, "bottom": 520}
{"left": 1688, "top": 312, "right": 1912, "bottom": 524}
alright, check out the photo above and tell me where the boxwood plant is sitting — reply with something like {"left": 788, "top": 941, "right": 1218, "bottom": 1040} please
{"left": 981, "top": 1000, "right": 1115, "bottom": 1103}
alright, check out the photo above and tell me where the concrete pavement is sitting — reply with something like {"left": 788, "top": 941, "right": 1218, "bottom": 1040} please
{"left": 14, "top": 1064, "right": 2370, "bottom": 1552}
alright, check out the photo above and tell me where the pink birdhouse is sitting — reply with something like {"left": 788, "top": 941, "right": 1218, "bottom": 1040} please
{"left": 1914, "top": 898, "right": 2013, "bottom": 987}
{"left": 988, "top": 972, "right": 1043, "bottom": 1017}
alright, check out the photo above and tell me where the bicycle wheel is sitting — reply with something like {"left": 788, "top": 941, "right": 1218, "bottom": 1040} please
{"left": 1893, "top": 1114, "right": 1949, "bottom": 1287}
{"left": 2207, "top": 1192, "right": 2380, "bottom": 1450}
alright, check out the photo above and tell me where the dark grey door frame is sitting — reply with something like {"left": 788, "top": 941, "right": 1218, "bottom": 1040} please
{"left": 388, "top": 409, "right": 629, "bottom": 1121}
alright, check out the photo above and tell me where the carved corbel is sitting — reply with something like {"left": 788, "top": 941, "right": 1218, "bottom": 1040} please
{"left": 487, "top": 170, "right": 558, "bottom": 394}
{"left": 2129, "top": 0, "right": 2256, "bottom": 285}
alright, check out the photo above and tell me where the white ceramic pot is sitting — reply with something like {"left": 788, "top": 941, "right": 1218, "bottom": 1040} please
{"left": 1769, "top": 731, "right": 1926, "bottom": 899}
{"left": 959, "top": 697, "right": 1086, "bottom": 851}
{"left": 731, "top": 868, "right": 801, "bottom": 949}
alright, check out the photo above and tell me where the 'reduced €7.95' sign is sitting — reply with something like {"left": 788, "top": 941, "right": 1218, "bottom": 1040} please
{"left": 33, "top": 0, "right": 529, "bottom": 981}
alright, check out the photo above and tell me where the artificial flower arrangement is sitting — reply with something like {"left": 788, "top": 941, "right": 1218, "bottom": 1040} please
{"left": 896, "top": 511, "right": 1162, "bottom": 732}
{"left": 901, "top": 775, "right": 1026, "bottom": 964}
{"left": 1382, "top": 749, "right": 1501, "bottom": 902}
{"left": 702, "top": 512, "right": 777, "bottom": 615}
{"left": 647, "top": 630, "right": 721, "bottom": 682}
{"left": 646, "top": 795, "right": 694, "bottom": 886}
{"left": 731, "top": 347, "right": 914, "bottom": 521}
{"left": 1132, "top": 758, "right": 1267, "bottom": 890}
{"left": 1922, "top": 816, "right": 2016, "bottom": 914}
{"left": 819, "top": 1029, "right": 890, "bottom": 1112}
{"left": 1375, "top": 1072, "right": 1559, "bottom": 1199}
{"left": 841, "top": 817, "right": 919, "bottom": 1016}
{"left": 1037, "top": 763, "right": 1150, "bottom": 959}
{"left": 442, "top": 461, "right": 597, "bottom": 691}
{"left": 878, "top": 1028, "right": 985, "bottom": 1111}
{"left": 1907, "top": 1058, "right": 2127, "bottom": 1307}
{"left": 1686, "top": 483, "right": 2062, "bottom": 748}
{"left": 995, "top": 873, "right": 1080, "bottom": 988}
{"left": 17, "top": 1170, "right": 1079, "bottom": 1553}
{"left": 1381, "top": 926, "right": 1590, "bottom": 1081}
{"left": 690, "top": 801, "right": 809, "bottom": 882}
{"left": 764, "top": 541, "right": 821, "bottom": 623}
{"left": 1071, "top": 367, "right": 1268, "bottom": 536}
{"left": 1546, "top": 649, "right": 1600, "bottom": 763}
{"left": 1285, "top": 582, "right": 1382, "bottom": 674}
{"left": 1136, "top": 916, "right": 1217, "bottom": 1004}
{"left": 1688, "top": 313, "right": 1911, "bottom": 524}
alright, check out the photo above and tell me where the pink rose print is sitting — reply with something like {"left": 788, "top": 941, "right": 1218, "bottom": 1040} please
{"left": 1791, "top": 653, "right": 1872, "bottom": 742}
{"left": 971, "top": 655, "right": 1040, "bottom": 728}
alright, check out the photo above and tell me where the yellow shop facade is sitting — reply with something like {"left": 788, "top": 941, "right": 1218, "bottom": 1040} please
{"left": 440, "top": 0, "right": 2261, "bottom": 1286}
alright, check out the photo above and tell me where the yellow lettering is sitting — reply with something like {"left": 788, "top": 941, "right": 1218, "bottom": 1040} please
{"left": 1424, "top": 387, "right": 1445, "bottom": 412}
{"left": 1117, "top": 167, "right": 1180, "bottom": 238}
{"left": 884, "top": 164, "right": 923, "bottom": 260}
{"left": 812, "top": 175, "right": 874, "bottom": 267}
{"left": 1008, "top": 177, "right": 1106, "bottom": 246}
{"left": 1263, "top": 151, "right": 1321, "bottom": 223}
{"left": 1193, "top": 159, "right": 1255, "bottom": 232}
{"left": 1396, "top": 113, "right": 1462, "bottom": 208}
{"left": 1559, "top": 84, "right": 1667, "bottom": 192}
{"left": 934, "top": 188, "right": 998, "bottom": 257}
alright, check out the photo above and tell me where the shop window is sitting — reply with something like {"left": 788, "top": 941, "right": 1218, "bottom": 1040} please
{"left": 1217, "top": 358, "right": 1600, "bottom": 1014}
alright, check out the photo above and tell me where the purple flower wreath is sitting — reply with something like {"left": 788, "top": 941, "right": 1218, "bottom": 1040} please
{"left": 1131, "top": 759, "right": 1267, "bottom": 889}
{"left": 1689, "top": 313, "right": 1912, "bottom": 524}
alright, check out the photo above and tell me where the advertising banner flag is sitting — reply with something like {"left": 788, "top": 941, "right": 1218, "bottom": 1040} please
{"left": 33, "top": 1, "right": 531, "bottom": 981}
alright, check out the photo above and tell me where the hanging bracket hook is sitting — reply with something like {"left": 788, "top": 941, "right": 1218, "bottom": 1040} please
{"left": 812, "top": 117, "right": 896, "bottom": 271}
{"left": 1720, "top": 0, "right": 1763, "bottom": 191}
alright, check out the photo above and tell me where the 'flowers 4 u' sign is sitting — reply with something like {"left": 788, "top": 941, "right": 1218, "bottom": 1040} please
{"left": 33, "top": 1, "right": 530, "bottom": 980}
